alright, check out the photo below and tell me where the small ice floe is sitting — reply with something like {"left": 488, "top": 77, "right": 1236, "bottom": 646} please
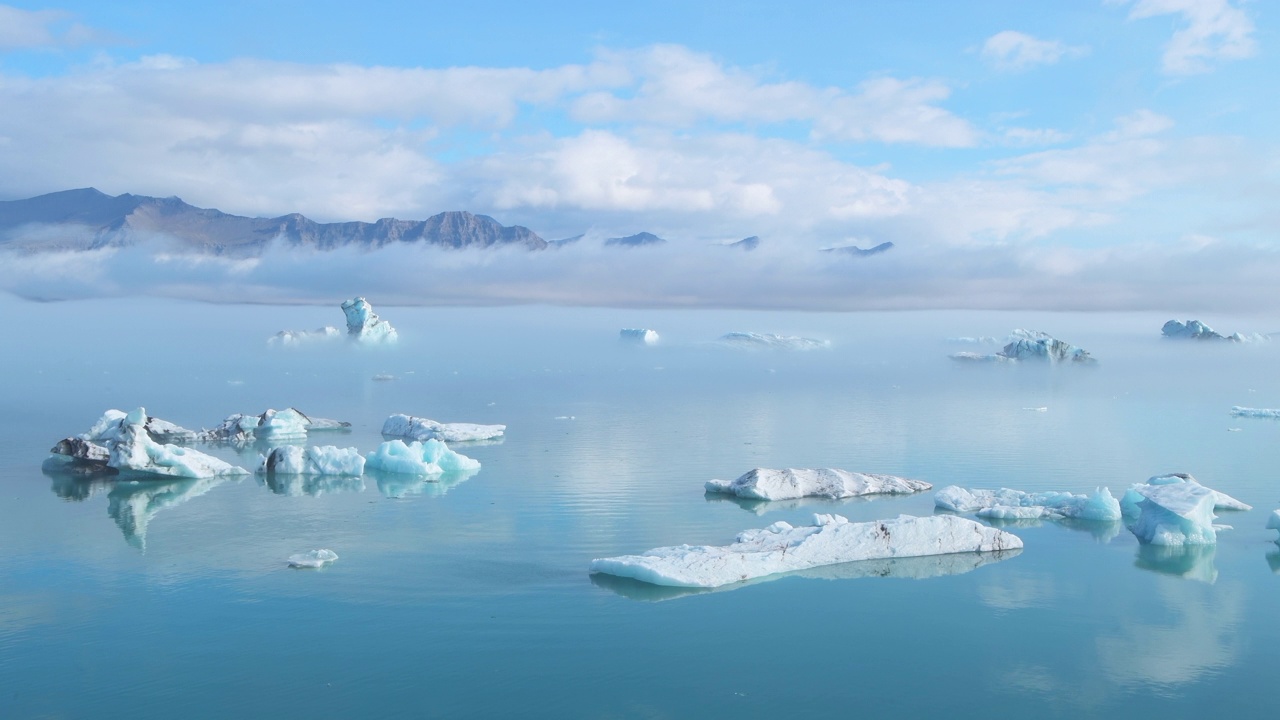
{"left": 92, "top": 408, "right": 250, "bottom": 479}
{"left": 1120, "top": 473, "right": 1251, "bottom": 515}
{"left": 1161, "top": 319, "right": 1270, "bottom": 343}
{"left": 950, "top": 329, "right": 1095, "bottom": 364}
{"left": 715, "top": 332, "right": 830, "bottom": 351}
{"left": 590, "top": 513, "right": 1022, "bottom": 588}
{"left": 1230, "top": 406, "right": 1280, "bottom": 419}
{"left": 257, "top": 445, "right": 366, "bottom": 476}
{"left": 372, "top": 373, "right": 396, "bottom": 382}
{"left": 365, "top": 439, "right": 480, "bottom": 476}
{"left": 288, "top": 549, "right": 339, "bottom": 568}
{"left": 1227, "top": 428, "right": 1242, "bottom": 432}
{"left": 705, "top": 468, "right": 931, "bottom": 502}
{"left": 341, "top": 297, "right": 398, "bottom": 344}
{"left": 554, "top": 416, "right": 575, "bottom": 421}
{"left": 620, "top": 328, "right": 660, "bottom": 345}
{"left": 1022, "top": 407, "right": 1049, "bottom": 412}
{"left": 936, "top": 486, "right": 1122, "bottom": 522}
{"left": 382, "top": 413, "right": 505, "bottom": 443}
{"left": 201, "top": 408, "right": 351, "bottom": 445}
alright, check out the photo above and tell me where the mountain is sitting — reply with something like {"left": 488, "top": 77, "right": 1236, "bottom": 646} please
{"left": 604, "top": 231, "right": 666, "bottom": 247}
{"left": 0, "top": 188, "right": 548, "bottom": 254}
{"left": 823, "top": 241, "right": 894, "bottom": 257}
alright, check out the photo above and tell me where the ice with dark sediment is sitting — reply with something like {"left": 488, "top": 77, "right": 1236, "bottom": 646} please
{"left": 200, "top": 408, "right": 351, "bottom": 445}
{"left": 257, "top": 445, "right": 365, "bottom": 477}
{"left": 381, "top": 413, "right": 505, "bottom": 443}
{"left": 590, "top": 513, "right": 1022, "bottom": 588}
{"left": 705, "top": 468, "right": 931, "bottom": 502}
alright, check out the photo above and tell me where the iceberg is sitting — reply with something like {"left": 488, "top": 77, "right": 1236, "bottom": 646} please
{"left": 48, "top": 437, "right": 112, "bottom": 472}
{"left": 268, "top": 326, "right": 342, "bottom": 346}
{"left": 935, "top": 486, "right": 1122, "bottom": 521}
{"left": 705, "top": 468, "right": 931, "bottom": 502}
{"left": 589, "top": 513, "right": 1022, "bottom": 588}
{"left": 620, "top": 328, "right": 660, "bottom": 345}
{"left": 381, "top": 413, "right": 505, "bottom": 443}
{"left": 341, "top": 297, "right": 398, "bottom": 343}
{"left": 1124, "top": 480, "right": 1221, "bottom": 546}
{"left": 200, "top": 408, "right": 351, "bottom": 445}
{"left": 81, "top": 408, "right": 198, "bottom": 444}
{"left": 108, "top": 409, "right": 250, "bottom": 479}
{"left": 288, "top": 549, "right": 339, "bottom": 568}
{"left": 365, "top": 439, "right": 480, "bottom": 476}
{"left": 1230, "top": 406, "right": 1280, "bottom": 419}
{"left": 1162, "top": 319, "right": 1269, "bottom": 343}
{"left": 257, "top": 445, "right": 365, "bottom": 476}
{"left": 1120, "top": 473, "right": 1251, "bottom": 515}
{"left": 949, "top": 329, "right": 1095, "bottom": 364}
{"left": 716, "top": 332, "right": 830, "bottom": 351}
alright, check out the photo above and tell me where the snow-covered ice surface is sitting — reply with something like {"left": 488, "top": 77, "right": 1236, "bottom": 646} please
{"left": 1120, "top": 473, "right": 1252, "bottom": 515}
{"left": 705, "top": 468, "right": 931, "bottom": 501}
{"left": 342, "top": 297, "right": 398, "bottom": 343}
{"left": 715, "top": 332, "right": 830, "bottom": 351}
{"left": 381, "top": 414, "right": 505, "bottom": 443}
{"left": 949, "top": 329, "right": 1095, "bottom": 364}
{"left": 620, "top": 328, "right": 660, "bottom": 345}
{"left": 365, "top": 439, "right": 481, "bottom": 476}
{"left": 591, "top": 546, "right": 1021, "bottom": 601}
{"left": 590, "top": 513, "right": 1022, "bottom": 588}
{"left": 288, "top": 549, "right": 339, "bottom": 568}
{"left": 1230, "top": 406, "right": 1280, "bottom": 419}
{"left": 102, "top": 408, "right": 249, "bottom": 479}
{"left": 257, "top": 445, "right": 365, "bottom": 476}
{"left": 935, "top": 486, "right": 1122, "bottom": 522}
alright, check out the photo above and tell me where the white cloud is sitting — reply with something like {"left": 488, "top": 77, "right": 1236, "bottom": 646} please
{"left": 980, "top": 31, "right": 1089, "bottom": 70}
{"left": 1123, "top": 0, "right": 1256, "bottom": 74}
{"left": 0, "top": 4, "right": 106, "bottom": 50}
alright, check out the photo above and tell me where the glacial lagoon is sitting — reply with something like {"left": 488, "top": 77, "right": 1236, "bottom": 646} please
{"left": 2, "top": 295, "right": 1280, "bottom": 717}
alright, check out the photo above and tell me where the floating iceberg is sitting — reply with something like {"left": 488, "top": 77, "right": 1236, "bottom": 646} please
{"left": 950, "top": 329, "right": 1095, "bottom": 364}
{"left": 257, "top": 445, "right": 365, "bottom": 476}
{"left": 342, "top": 297, "right": 398, "bottom": 343}
{"left": 381, "top": 413, "right": 505, "bottom": 443}
{"left": 201, "top": 408, "right": 351, "bottom": 445}
{"left": 82, "top": 408, "right": 198, "bottom": 445}
{"left": 935, "top": 486, "right": 1122, "bottom": 521}
{"left": 716, "top": 332, "right": 830, "bottom": 351}
{"left": 1230, "top": 406, "right": 1280, "bottom": 419}
{"left": 1120, "top": 473, "right": 1251, "bottom": 515}
{"left": 108, "top": 409, "right": 250, "bottom": 479}
{"left": 705, "top": 468, "right": 931, "bottom": 502}
{"left": 48, "top": 437, "right": 112, "bottom": 473}
{"left": 1268, "top": 510, "right": 1280, "bottom": 541}
{"left": 268, "top": 326, "right": 342, "bottom": 346}
{"left": 590, "top": 513, "right": 1022, "bottom": 588}
{"left": 1124, "top": 480, "right": 1221, "bottom": 546}
{"left": 365, "top": 439, "right": 480, "bottom": 476}
{"left": 288, "top": 549, "right": 339, "bottom": 568}
{"left": 620, "top": 328, "right": 660, "bottom": 345}
{"left": 1162, "top": 319, "right": 1269, "bottom": 343}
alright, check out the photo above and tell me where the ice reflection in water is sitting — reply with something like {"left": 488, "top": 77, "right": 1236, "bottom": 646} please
{"left": 258, "top": 473, "right": 366, "bottom": 497}
{"left": 106, "top": 476, "right": 237, "bottom": 550}
{"left": 371, "top": 467, "right": 480, "bottom": 499}
{"left": 1134, "top": 544, "right": 1219, "bottom": 584}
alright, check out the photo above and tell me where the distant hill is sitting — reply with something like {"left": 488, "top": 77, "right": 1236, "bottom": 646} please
{"left": 823, "top": 241, "right": 894, "bottom": 257}
{"left": 604, "top": 231, "right": 666, "bottom": 247}
{"left": 0, "top": 188, "right": 548, "bottom": 255}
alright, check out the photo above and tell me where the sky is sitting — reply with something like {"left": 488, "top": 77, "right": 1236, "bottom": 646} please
{"left": 0, "top": 1, "right": 1277, "bottom": 311}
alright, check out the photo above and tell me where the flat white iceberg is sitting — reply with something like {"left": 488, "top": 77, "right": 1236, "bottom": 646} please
{"left": 590, "top": 513, "right": 1022, "bottom": 588}
{"left": 935, "top": 486, "right": 1122, "bottom": 521}
{"left": 381, "top": 413, "right": 505, "bottom": 443}
{"left": 288, "top": 549, "right": 339, "bottom": 568}
{"left": 620, "top": 328, "right": 660, "bottom": 345}
{"left": 705, "top": 468, "right": 931, "bottom": 501}
{"left": 1124, "top": 480, "right": 1221, "bottom": 546}
{"left": 365, "top": 439, "right": 480, "bottom": 476}
{"left": 949, "top": 329, "right": 1095, "bottom": 364}
{"left": 108, "top": 408, "right": 249, "bottom": 479}
{"left": 716, "top": 332, "right": 830, "bottom": 351}
{"left": 257, "top": 445, "right": 365, "bottom": 476}
{"left": 1230, "top": 406, "right": 1280, "bottom": 419}
{"left": 1120, "top": 473, "right": 1251, "bottom": 515}
{"left": 342, "top": 297, "right": 398, "bottom": 344}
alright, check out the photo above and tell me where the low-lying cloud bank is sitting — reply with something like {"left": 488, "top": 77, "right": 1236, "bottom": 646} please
{"left": 2, "top": 236, "right": 1275, "bottom": 313}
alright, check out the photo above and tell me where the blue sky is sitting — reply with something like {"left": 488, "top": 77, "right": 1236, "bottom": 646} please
{"left": 0, "top": 1, "right": 1276, "bottom": 310}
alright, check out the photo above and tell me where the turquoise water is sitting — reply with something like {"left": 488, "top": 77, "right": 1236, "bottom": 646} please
{"left": 2, "top": 297, "right": 1279, "bottom": 718}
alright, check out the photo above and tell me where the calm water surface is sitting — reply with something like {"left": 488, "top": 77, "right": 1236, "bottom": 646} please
{"left": 1, "top": 296, "right": 1278, "bottom": 718}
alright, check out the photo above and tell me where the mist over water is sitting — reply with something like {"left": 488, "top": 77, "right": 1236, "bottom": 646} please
{"left": 2, "top": 294, "right": 1280, "bottom": 717}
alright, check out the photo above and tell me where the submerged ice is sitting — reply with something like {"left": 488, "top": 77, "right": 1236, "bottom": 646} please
{"left": 706, "top": 468, "right": 931, "bottom": 501}
{"left": 381, "top": 414, "right": 505, "bottom": 443}
{"left": 590, "top": 513, "right": 1022, "bottom": 588}
{"left": 288, "top": 549, "right": 339, "bottom": 568}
